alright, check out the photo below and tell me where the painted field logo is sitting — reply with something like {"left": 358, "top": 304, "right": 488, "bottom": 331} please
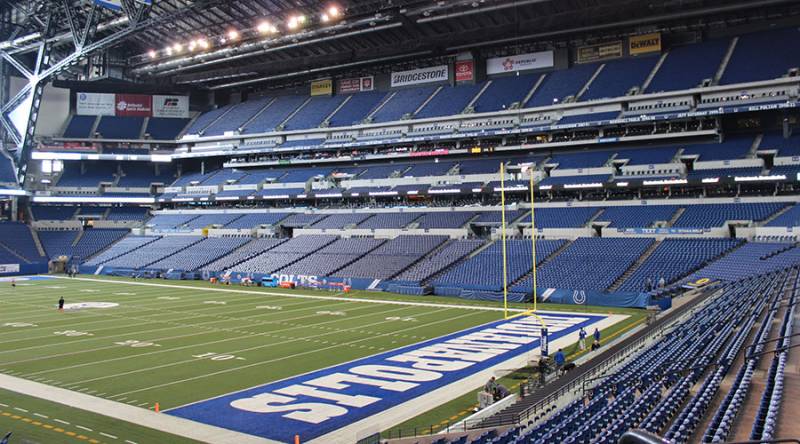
{"left": 63, "top": 302, "right": 119, "bottom": 310}
{"left": 168, "top": 312, "right": 608, "bottom": 442}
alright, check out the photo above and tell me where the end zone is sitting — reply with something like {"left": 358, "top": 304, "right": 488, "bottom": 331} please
{"left": 167, "top": 311, "right": 626, "bottom": 443}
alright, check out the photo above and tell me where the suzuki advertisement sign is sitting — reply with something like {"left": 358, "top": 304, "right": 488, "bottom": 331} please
{"left": 486, "top": 50, "right": 554, "bottom": 75}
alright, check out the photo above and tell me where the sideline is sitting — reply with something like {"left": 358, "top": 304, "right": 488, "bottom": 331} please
{"left": 0, "top": 373, "right": 278, "bottom": 444}
{"left": 55, "top": 276, "right": 535, "bottom": 313}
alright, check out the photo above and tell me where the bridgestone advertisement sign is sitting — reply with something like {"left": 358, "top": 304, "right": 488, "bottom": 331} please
{"left": 390, "top": 65, "right": 449, "bottom": 87}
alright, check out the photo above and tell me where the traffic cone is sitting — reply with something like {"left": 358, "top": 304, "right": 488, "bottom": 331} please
{"left": 155, "top": 402, "right": 160, "bottom": 413}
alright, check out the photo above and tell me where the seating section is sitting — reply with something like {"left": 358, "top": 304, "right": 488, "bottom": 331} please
{"left": 616, "top": 147, "right": 677, "bottom": 165}
{"left": 225, "top": 213, "right": 289, "bottom": 229}
{"left": 473, "top": 73, "right": 540, "bottom": 113}
{"left": 310, "top": 213, "right": 372, "bottom": 229}
{"left": 95, "top": 116, "right": 144, "bottom": 139}
{"left": 184, "top": 104, "right": 235, "bottom": 135}
{"left": 646, "top": 38, "right": 729, "bottom": 92}
{"left": 673, "top": 203, "right": 786, "bottom": 228}
{"left": 280, "top": 213, "right": 328, "bottom": 228}
{"left": 84, "top": 235, "right": 160, "bottom": 266}
{"left": 618, "top": 238, "right": 742, "bottom": 292}
{"left": 416, "top": 212, "right": 475, "bottom": 229}
{"left": 720, "top": 27, "right": 800, "bottom": 85}
{"left": 332, "top": 235, "right": 448, "bottom": 280}
{"left": 107, "top": 207, "right": 150, "bottom": 221}
{"left": 144, "top": 118, "right": 191, "bottom": 140}
{"left": 392, "top": 239, "right": 485, "bottom": 284}
{"left": 760, "top": 131, "right": 800, "bottom": 157}
{"left": 71, "top": 229, "right": 129, "bottom": 261}
{"left": 147, "top": 214, "right": 199, "bottom": 229}
{"left": 63, "top": 115, "right": 96, "bottom": 138}
{"left": 284, "top": 95, "right": 348, "bottom": 130}
{"left": 203, "top": 98, "right": 271, "bottom": 136}
{"left": 147, "top": 236, "right": 250, "bottom": 271}
{"left": 435, "top": 239, "right": 565, "bottom": 292}
{"left": 38, "top": 230, "right": 80, "bottom": 259}
{"left": 31, "top": 205, "right": 76, "bottom": 220}
{"left": 515, "top": 238, "right": 653, "bottom": 292}
{"left": 201, "top": 238, "right": 286, "bottom": 272}
{"left": 278, "top": 237, "right": 386, "bottom": 277}
{"left": 526, "top": 63, "right": 598, "bottom": 107}
{"left": 534, "top": 207, "right": 600, "bottom": 228}
{"left": 472, "top": 210, "right": 526, "bottom": 225}
{"left": 371, "top": 87, "right": 437, "bottom": 123}
{"left": 415, "top": 83, "right": 484, "bottom": 119}
{"left": 548, "top": 150, "right": 611, "bottom": 168}
{"left": 102, "top": 235, "right": 203, "bottom": 269}
{"left": 538, "top": 174, "right": 610, "bottom": 186}
{"left": 580, "top": 56, "right": 659, "bottom": 101}
{"left": 595, "top": 205, "right": 679, "bottom": 228}
{"left": 687, "top": 242, "right": 800, "bottom": 281}
{"left": 557, "top": 111, "right": 619, "bottom": 126}
{"left": 357, "top": 213, "right": 421, "bottom": 229}
{"left": 56, "top": 162, "right": 115, "bottom": 187}
{"left": 0, "top": 222, "right": 44, "bottom": 263}
{"left": 681, "top": 137, "right": 754, "bottom": 161}
{"left": 328, "top": 91, "right": 387, "bottom": 127}
{"left": 766, "top": 204, "right": 800, "bottom": 227}
{"left": 243, "top": 96, "right": 308, "bottom": 133}
{"left": 184, "top": 214, "right": 243, "bottom": 229}
{"left": 228, "top": 235, "right": 338, "bottom": 275}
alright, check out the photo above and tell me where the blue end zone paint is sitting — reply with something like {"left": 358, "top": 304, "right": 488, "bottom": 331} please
{"left": 167, "top": 312, "right": 607, "bottom": 442}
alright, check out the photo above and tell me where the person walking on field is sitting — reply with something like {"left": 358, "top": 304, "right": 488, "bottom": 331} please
{"left": 58, "top": 296, "right": 65, "bottom": 312}
{"left": 578, "top": 327, "right": 587, "bottom": 350}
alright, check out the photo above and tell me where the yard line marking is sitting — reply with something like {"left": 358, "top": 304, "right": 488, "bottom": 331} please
{"left": 59, "top": 276, "right": 525, "bottom": 313}
{"left": 0, "top": 403, "right": 7, "bottom": 407}
{"left": 4, "top": 298, "right": 387, "bottom": 369}
{"left": 117, "top": 308, "right": 483, "bottom": 398}
{"left": 100, "top": 432, "right": 118, "bottom": 439}
{"left": 76, "top": 425, "right": 93, "bottom": 432}
{"left": 13, "top": 407, "right": 28, "bottom": 413}
{"left": 34, "top": 413, "right": 48, "bottom": 419}
{"left": 54, "top": 418, "right": 70, "bottom": 425}
{"left": 125, "top": 440, "right": 138, "bottom": 444}
{"left": 66, "top": 303, "right": 432, "bottom": 385}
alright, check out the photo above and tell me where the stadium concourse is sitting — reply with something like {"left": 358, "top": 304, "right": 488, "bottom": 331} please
{"left": 1, "top": 0, "right": 800, "bottom": 443}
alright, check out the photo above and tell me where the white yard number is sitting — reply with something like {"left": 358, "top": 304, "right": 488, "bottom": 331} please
{"left": 54, "top": 330, "right": 92, "bottom": 337}
{"left": 385, "top": 316, "right": 417, "bottom": 322}
{"left": 114, "top": 340, "right": 160, "bottom": 348}
{"left": 3, "top": 322, "right": 37, "bottom": 328}
{"left": 192, "top": 352, "right": 245, "bottom": 361}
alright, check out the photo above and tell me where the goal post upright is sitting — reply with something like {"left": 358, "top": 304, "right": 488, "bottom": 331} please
{"left": 500, "top": 162, "right": 509, "bottom": 319}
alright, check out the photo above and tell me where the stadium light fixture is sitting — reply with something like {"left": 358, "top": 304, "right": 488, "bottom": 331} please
{"left": 198, "top": 38, "right": 209, "bottom": 49}
{"left": 227, "top": 29, "right": 240, "bottom": 41}
{"left": 257, "top": 21, "right": 276, "bottom": 34}
{"left": 148, "top": 50, "right": 157, "bottom": 59}
{"left": 287, "top": 17, "right": 299, "bottom": 30}
{"left": 172, "top": 43, "right": 183, "bottom": 53}
{"left": 165, "top": 46, "right": 173, "bottom": 56}
{"left": 328, "top": 6, "right": 340, "bottom": 17}
{"left": 321, "top": 13, "right": 330, "bottom": 23}
{"left": 188, "top": 40, "right": 197, "bottom": 51}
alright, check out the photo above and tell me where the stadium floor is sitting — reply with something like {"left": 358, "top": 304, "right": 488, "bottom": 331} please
{"left": 0, "top": 276, "right": 632, "bottom": 443}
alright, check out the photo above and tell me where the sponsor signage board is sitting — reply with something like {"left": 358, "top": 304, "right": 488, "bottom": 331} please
{"left": 76, "top": 92, "right": 115, "bottom": 116}
{"left": 455, "top": 60, "right": 474, "bottom": 82}
{"left": 78, "top": 92, "right": 188, "bottom": 118}
{"left": 577, "top": 41, "right": 624, "bottom": 63}
{"left": 486, "top": 50, "right": 554, "bottom": 75}
{"left": 390, "top": 65, "right": 449, "bottom": 87}
{"left": 153, "top": 95, "right": 190, "bottom": 118}
{"left": 115, "top": 94, "right": 152, "bottom": 117}
{"left": 310, "top": 79, "right": 333, "bottom": 96}
{"left": 629, "top": 32, "right": 661, "bottom": 55}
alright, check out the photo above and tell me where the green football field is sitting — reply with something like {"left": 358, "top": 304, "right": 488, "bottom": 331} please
{"left": 0, "top": 276, "right": 638, "bottom": 443}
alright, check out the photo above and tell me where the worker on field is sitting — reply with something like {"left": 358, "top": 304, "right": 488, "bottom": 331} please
{"left": 58, "top": 296, "right": 65, "bottom": 312}
{"left": 10, "top": 278, "right": 14, "bottom": 288}
{"left": 578, "top": 327, "right": 587, "bottom": 350}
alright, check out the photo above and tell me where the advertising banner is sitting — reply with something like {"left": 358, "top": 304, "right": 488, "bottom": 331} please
{"left": 577, "top": 41, "right": 623, "bottom": 63}
{"left": 76, "top": 92, "right": 115, "bottom": 116}
{"left": 152, "top": 95, "right": 190, "bottom": 118}
{"left": 310, "top": 79, "right": 333, "bottom": 96}
{"left": 486, "top": 50, "right": 554, "bottom": 75}
{"left": 455, "top": 60, "right": 474, "bottom": 82}
{"left": 629, "top": 32, "right": 661, "bottom": 55}
{"left": 115, "top": 94, "right": 152, "bottom": 117}
{"left": 338, "top": 76, "right": 375, "bottom": 93}
{"left": 390, "top": 65, "right": 448, "bottom": 87}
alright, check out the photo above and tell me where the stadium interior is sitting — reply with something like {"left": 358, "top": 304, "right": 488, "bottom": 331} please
{"left": 0, "top": 0, "right": 799, "bottom": 443}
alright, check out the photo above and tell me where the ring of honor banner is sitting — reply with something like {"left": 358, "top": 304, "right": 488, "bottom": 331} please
{"left": 77, "top": 92, "right": 189, "bottom": 118}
